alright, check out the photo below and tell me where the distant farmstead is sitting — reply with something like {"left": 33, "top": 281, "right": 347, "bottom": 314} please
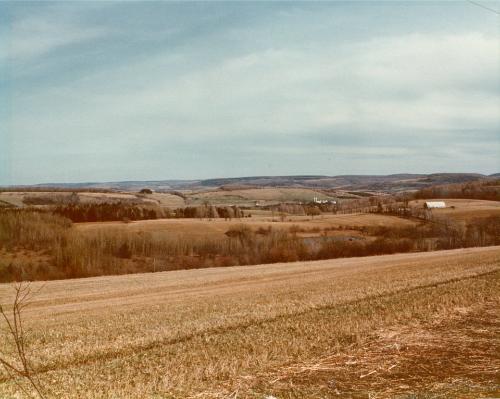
{"left": 313, "top": 196, "right": 336, "bottom": 205}
{"left": 424, "top": 201, "right": 446, "bottom": 209}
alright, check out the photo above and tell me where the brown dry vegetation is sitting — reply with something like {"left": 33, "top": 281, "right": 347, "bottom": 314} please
{"left": 75, "top": 213, "right": 417, "bottom": 238}
{"left": 413, "top": 178, "right": 500, "bottom": 202}
{"left": 410, "top": 198, "right": 500, "bottom": 223}
{"left": 0, "top": 247, "right": 499, "bottom": 398}
{"left": 0, "top": 191, "right": 185, "bottom": 209}
{"left": 2, "top": 200, "right": 499, "bottom": 282}
{"left": 0, "top": 188, "right": 333, "bottom": 210}
{"left": 187, "top": 187, "right": 335, "bottom": 206}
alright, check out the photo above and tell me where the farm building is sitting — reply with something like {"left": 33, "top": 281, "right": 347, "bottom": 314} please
{"left": 313, "top": 197, "right": 337, "bottom": 205}
{"left": 424, "top": 201, "right": 446, "bottom": 209}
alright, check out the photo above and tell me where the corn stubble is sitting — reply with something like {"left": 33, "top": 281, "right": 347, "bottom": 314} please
{"left": 0, "top": 247, "right": 499, "bottom": 398}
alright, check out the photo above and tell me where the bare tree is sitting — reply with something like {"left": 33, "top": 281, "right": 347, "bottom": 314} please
{"left": 0, "top": 282, "right": 46, "bottom": 399}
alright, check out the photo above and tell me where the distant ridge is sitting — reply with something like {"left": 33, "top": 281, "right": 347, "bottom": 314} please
{"left": 2, "top": 173, "right": 497, "bottom": 193}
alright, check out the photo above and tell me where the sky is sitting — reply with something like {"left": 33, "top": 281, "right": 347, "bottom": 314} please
{"left": 0, "top": 1, "right": 499, "bottom": 185}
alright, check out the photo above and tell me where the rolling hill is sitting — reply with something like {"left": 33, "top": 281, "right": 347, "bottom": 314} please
{"left": 0, "top": 247, "right": 498, "bottom": 398}
{"left": 2, "top": 173, "right": 497, "bottom": 193}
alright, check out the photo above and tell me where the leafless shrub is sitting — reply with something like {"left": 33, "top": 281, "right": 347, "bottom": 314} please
{"left": 0, "top": 282, "right": 46, "bottom": 398}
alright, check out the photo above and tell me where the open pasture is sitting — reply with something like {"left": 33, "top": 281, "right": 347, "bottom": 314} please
{"left": 410, "top": 198, "right": 500, "bottom": 222}
{"left": 0, "top": 246, "right": 499, "bottom": 398}
{"left": 74, "top": 212, "right": 417, "bottom": 239}
{"left": 0, "top": 191, "right": 185, "bottom": 208}
{"left": 0, "top": 192, "right": 28, "bottom": 207}
{"left": 0, "top": 187, "right": 335, "bottom": 209}
{"left": 186, "top": 187, "right": 336, "bottom": 206}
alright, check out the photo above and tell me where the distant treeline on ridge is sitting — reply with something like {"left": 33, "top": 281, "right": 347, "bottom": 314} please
{"left": 52, "top": 203, "right": 245, "bottom": 222}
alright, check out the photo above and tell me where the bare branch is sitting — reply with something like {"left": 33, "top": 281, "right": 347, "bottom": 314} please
{"left": 0, "top": 282, "right": 46, "bottom": 399}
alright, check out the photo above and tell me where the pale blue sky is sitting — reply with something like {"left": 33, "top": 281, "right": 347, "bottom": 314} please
{"left": 1, "top": 1, "right": 499, "bottom": 185}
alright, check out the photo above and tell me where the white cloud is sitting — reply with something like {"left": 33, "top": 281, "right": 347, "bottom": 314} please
{"left": 5, "top": 7, "right": 499, "bottom": 184}
{"left": 12, "top": 30, "right": 499, "bottom": 133}
{"left": 1, "top": 5, "right": 109, "bottom": 62}
{"left": 66, "top": 31, "right": 497, "bottom": 138}
{"left": 9, "top": 20, "right": 104, "bottom": 62}
{"left": 356, "top": 32, "right": 499, "bottom": 93}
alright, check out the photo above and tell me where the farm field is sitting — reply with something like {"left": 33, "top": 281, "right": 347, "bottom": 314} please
{"left": 2, "top": 0, "right": 499, "bottom": 397}
{"left": 186, "top": 187, "right": 337, "bottom": 206}
{"left": 410, "top": 198, "right": 500, "bottom": 222}
{"left": 0, "top": 187, "right": 336, "bottom": 209}
{"left": 0, "top": 191, "right": 185, "bottom": 208}
{"left": 74, "top": 212, "right": 418, "bottom": 239}
{"left": 0, "top": 246, "right": 499, "bottom": 398}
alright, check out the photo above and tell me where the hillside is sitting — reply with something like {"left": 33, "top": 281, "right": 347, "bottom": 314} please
{"left": 3, "top": 173, "right": 497, "bottom": 193}
{"left": 0, "top": 247, "right": 499, "bottom": 398}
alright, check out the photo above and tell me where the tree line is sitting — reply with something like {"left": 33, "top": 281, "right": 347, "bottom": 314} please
{"left": 1, "top": 207, "right": 499, "bottom": 282}
{"left": 413, "top": 179, "right": 500, "bottom": 201}
{"left": 51, "top": 203, "right": 245, "bottom": 222}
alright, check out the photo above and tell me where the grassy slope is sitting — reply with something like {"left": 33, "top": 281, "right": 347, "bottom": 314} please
{"left": 0, "top": 187, "right": 332, "bottom": 208}
{"left": 410, "top": 198, "right": 500, "bottom": 222}
{"left": 0, "top": 246, "right": 499, "bottom": 398}
{"left": 74, "top": 213, "right": 417, "bottom": 239}
{"left": 187, "top": 187, "right": 336, "bottom": 206}
{"left": 0, "top": 191, "right": 185, "bottom": 208}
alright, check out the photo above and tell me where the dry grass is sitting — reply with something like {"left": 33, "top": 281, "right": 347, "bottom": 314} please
{"left": 0, "top": 246, "right": 499, "bottom": 398}
{"left": 0, "top": 210, "right": 427, "bottom": 281}
{"left": 0, "top": 193, "right": 27, "bottom": 208}
{"left": 248, "top": 299, "right": 499, "bottom": 398}
{"left": 0, "top": 188, "right": 333, "bottom": 209}
{"left": 74, "top": 213, "right": 417, "bottom": 239}
{"left": 410, "top": 198, "right": 500, "bottom": 222}
{"left": 187, "top": 188, "right": 335, "bottom": 206}
{"left": 148, "top": 193, "right": 185, "bottom": 208}
{"left": 0, "top": 192, "right": 184, "bottom": 209}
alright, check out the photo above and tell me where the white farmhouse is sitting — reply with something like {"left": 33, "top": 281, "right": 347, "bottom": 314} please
{"left": 313, "top": 196, "right": 329, "bottom": 204}
{"left": 313, "top": 196, "right": 337, "bottom": 205}
{"left": 424, "top": 201, "right": 446, "bottom": 209}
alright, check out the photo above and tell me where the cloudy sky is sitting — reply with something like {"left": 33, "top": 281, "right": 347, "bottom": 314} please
{"left": 0, "top": 1, "right": 499, "bottom": 185}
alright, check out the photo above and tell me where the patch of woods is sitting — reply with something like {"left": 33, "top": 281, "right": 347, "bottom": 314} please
{"left": 0, "top": 179, "right": 498, "bottom": 282}
{"left": 51, "top": 203, "right": 245, "bottom": 222}
{"left": 413, "top": 179, "right": 500, "bottom": 201}
{"left": 53, "top": 203, "right": 163, "bottom": 222}
{"left": 0, "top": 204, "right": 499, "bottom": 282}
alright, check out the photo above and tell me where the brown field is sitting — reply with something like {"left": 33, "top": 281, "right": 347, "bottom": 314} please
{"left": 0, "top": 192, "right": 27, "bottom": 207}
{"left": 0, "top": 191, "right": 185, "bottom": 208}
{"left": 0, "top": 246, "right": 499, "bottom": 398}
{"left": 410, "top": 198, "right": 500, "bottom": 222}
{"left": 75, "top": 213, "right": 417, "bottom": 239}
{"left": 148, "top": 192, "right": 186, "bottom": 207}
{"left": 186, "top": 187, "right": 335, "bottom": 206}
{"left": 0, "top": 187, "right": 332, "bottom": 209}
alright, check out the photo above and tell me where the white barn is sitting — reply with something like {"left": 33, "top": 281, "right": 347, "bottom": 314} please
{"left": 424, "top": 201, "right": 446, "bottom": 209}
